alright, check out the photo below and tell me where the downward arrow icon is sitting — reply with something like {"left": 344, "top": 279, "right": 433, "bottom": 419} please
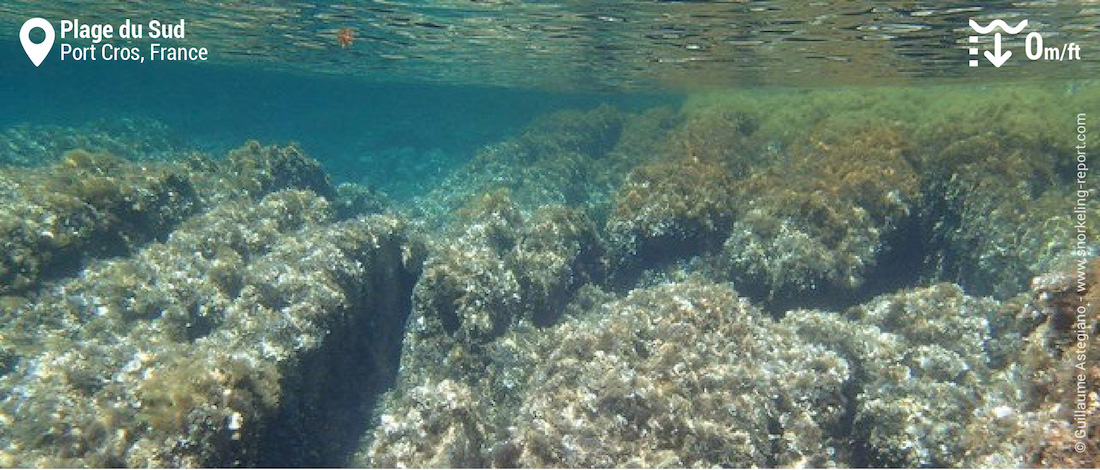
{"left": 984, "top": 32, "right": 1011, "bottom": 67}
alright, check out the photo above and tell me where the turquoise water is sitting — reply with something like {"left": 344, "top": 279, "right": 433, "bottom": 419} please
{"left": 0, "top": 1, "right": 1098, "bottom": 468}
{"left": 0, "top": 45, "right": 673, "bottom": 194}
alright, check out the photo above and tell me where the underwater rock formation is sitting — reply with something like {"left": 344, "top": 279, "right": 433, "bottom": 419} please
{"left": 0, "top": 189, "right": 423, "bottom": 467}
{"left": 606, "top": 156, "right": 737, "bottom": 262}
{"left": 334, "top": 182, "right": 391, "bottom": 219}
{"left": 362, "top": 192, "right": 609, "bottom": 467}
{"left": 507, "top": 282, "right": 849, "bottom": 468}
{"left": 208, "top": 140, "right": 335, "bottom": 203}
{"left": 603, "top": 123, "right": 920, "bottom": 303}
{"left": 3, "top": 84, "right": 1099, "bottom": 468}
{"left": 0, "top": 139, "right": 419, "bottom": 467}
{"left": 922, "top": 141, "right": 1097, "bottom": 298}
{"left": 721, "top": 127, "right": 920, "bottom": 300}
{"left": 366, "top": 281, "right": 850, "bottom": 468}
{"left": 784, "top": 284, "right": 1028, "bottom": 467}
{"left": 365, "top": 280, "right": 1052, "bottom": 468}
{"left": 397, "top": 191, "right": 605, "bottom": 382}
{"left": 0, "top": 141, "right": 339, "bottom": 296}
{"left": 904, "top": 87, "right": 1100, "bottom": 298}
{"left": 1011, "top": 261, "right": 1100, "bottom": 468}
{"left": 361, "top": 86, "right": 1098, "bottom": 468}
{"left": 408, "top": 106, "right": 679, "bottom": 228}
{"left": 0, "top": 150, "right": 199, "bottom": 295}
{"left": 659, "top": 85, "right": 1100, "bottom": 303}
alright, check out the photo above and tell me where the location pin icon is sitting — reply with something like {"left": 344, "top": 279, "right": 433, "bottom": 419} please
{"left": 20, "top": 18, "right": 55, "bottom": 67}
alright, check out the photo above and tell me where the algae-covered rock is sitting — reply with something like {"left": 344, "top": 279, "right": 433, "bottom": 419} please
{"left": 409, "top": 106, "right": 680, "bottom": 227}
{"left": 515, "top": 105, "right": 625, "bottom": 159}
{"left": 399, "top": 191, "right": 606, "bottom": 381}
{"left": 0, "top": 142, "right": 339, "bottom": 296}
{"left": 0, "top": 189, "right": 424, "bottom": 467}
{"left": 655, "top": 83, "right": 1100, "bottom": 302}
{"left": 603, "top": 124, "right": 919, "bottom": 302}
{"left": 509, "top": 282, "right": 849, "bottom": 468}
{"left": 1010, "top": 261, "right": 1100, "bottom": 468}
{"left": 606, "top": 157, "right": 737, "bottom": 261}
{"left": 365, "top": 378, "right": 489, "bottom": 468}
{"left": 901, "top": 86, "right": 1100, "bottom": 298}
{"left": 0, "top": 150, "right": 199, "bottom": 295}
{"left": 334, "top": 182, "right": 390, "bottom": 219}
{"left": 196, "top": 140, "right": 336, "bottom": 205}
{"left": 3, "top": 84, "right": 1098, "bottom": 468}
{"left": 367, "top": 282, "right": 850, "bottom": 468}
{"left": 924, "top": 143, "right": 1100, "bottom": 297}
{"left": 722, "top": 127, "right": 920, "bottom": 298}
{"left": 784, "top": 284, "right": 1026, "bottom": 467}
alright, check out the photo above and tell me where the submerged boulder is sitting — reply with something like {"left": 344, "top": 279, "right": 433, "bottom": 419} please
{"left": 784, "top": 284, "right": 1027, "bottom": 467}
{"left": 398, "top": 191, "right": 606, "bottom": 382}
{"left": 0, "top": 150, "right": 199, "bottom": 295}
{"left": 0, "top": 142, "right": 340, "bottom": 296}
{"left": 722, "top": 127, "right": 920, "bottom": 300}
{"left": 366, "top": 282, "right": 851, "bottom": 468}
{"left": 0, "top": 189, "right": 424, "bottom": 467}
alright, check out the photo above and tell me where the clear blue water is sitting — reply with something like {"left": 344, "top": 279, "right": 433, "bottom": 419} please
{"left": 0, "top": 1, "right": 1098, "bottom": 468}
{"left": 0, "top": 43, "right": 673, "bottom": 191}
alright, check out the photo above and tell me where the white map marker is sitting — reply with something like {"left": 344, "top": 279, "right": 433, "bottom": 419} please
{"left": 20, "top": 18, "right": 55, "bottom": 67}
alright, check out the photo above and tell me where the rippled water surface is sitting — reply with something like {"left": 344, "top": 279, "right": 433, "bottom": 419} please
{"left": 1, "top": 0, "right": 1097, "bottom": 89}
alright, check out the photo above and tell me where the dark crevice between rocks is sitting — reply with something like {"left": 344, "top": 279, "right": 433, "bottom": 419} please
{"left": 916, "top": 182, "right": 970, "bottom": 291}
{"left": 858, "top": 216, "right": 929, "bottom": 304}
{"left": 914, "top": 179, "right": 1038, "bottom": 300}
{"left": 254, "top": 259, "right": 419, "bottom": 467}
{"left": 760, "top": 215, "right": 930, "bottom": 319}
{"left": 835, "top": 357, "right": 873, "bottom": 468}
{"left": 32, "top": 245, "right": 89, "bottom": 295}
{"left": 0, "top": 346, "right": 14, "bottom": 380}
{"left": 183, "top": 302, "right": 219, "bottom": 342}
{"left": 765, "top": 408, "right": 782, "bottom": 468}
{"left": 606, "top": 233, "right": 727, "bottom": 293}
{"left": 600, "top": 210, "right": 932, "bottom": 321}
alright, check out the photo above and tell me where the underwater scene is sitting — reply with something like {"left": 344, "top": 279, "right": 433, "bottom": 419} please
{"left": 0, "top": 1, "right": 1098, "bottom": 468}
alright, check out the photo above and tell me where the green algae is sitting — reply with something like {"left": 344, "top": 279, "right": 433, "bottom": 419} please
{"left": 362, "top": 81, "right": 1099, "bottom": 469}
{"left": 406, "top": 105, "right": 679, "bottom": 228}
{"left": 0, "top": 141, "right": 347, "bottom": 297}
{"left": 0, "top": 144, "right": 422, "bottom": 467}
{"left": 2, "top": 82, "right": 1099, "bottom": 468}
{"left": 0, "top": 152, "right": 199, "bottom": 295}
